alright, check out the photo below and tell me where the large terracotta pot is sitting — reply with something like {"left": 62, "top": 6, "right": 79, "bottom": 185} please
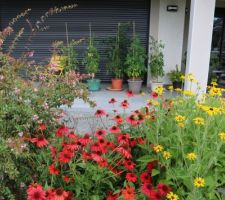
{"left": 111, "top": 78, "right": 123, "bottom": 90}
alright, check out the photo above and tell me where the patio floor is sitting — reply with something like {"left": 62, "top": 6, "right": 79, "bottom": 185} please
{"left": 61, "top": 83, "right": 172, "bottom": 133}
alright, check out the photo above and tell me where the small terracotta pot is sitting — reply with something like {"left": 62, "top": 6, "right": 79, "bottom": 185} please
{"left": 111, "top": 78, "right": 123, "bottom": 90}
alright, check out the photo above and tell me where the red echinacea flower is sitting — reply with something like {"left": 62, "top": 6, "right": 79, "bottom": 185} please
{"left": 109, "top": 98, "right": 117, "bottom": 104}
{"left": 157, "top": 183, "right": 171, "bottom": 196}
{"left": 53, "top": 188, "right": 68, "bottom": 200}
{"left": 113, "top": 115, "right": 123, "bottom": 125}
{"left": 59, "top": 149, "right": 74, "bottom": 164}
{"left": 95, "top": 109, "right": 107, "bottom": 117}
{"left": 124, "top": 159, "right": 136, "bottom": 171}
{"left": 151, "top": 92, "right": 158, "bottom": 99}
{"left": 107, "top": 191, "right": 119, "bottom": 200}
{"left": 120, "top": 100, "right": 129, "bottom": 109}
{"left": 149, "top": 190, "right": 162, "bottom": 200}
{"left": 95, "top": 129, "right": 107, "bottom": 138}
{"left": 141, "top": 183, "right": 154, "bottom": 198}
{"left": 121, "top": 186, "right": 136, "bottom": 200}
{"left": 27, "top": 184, "right": 46, "bottom": 200}
{"left": 63, "top": 176, "right": 71, "bottom": 183}
{"left": 56, "top": 125, "right": 69, "bottom": 137}
{"left": 48, "top": 164, "right": 60, "bottom": 175}
{"left": 31, "top": 134, "right": 48, "bottom": 148}
{"left": 126, "top": 173, "right": 137, "bottom": 183}
{"left": 126, "top": 90, "right": 134, "bottom": 97}
{"left": 109, "top": 126, "right": 121, "bottom": 134}
{"left": 117, "top": 133, "right": 130, "bottom": 144}
{"left": 140, "top": 171, "right": 152, "bottom": 183}
{"left": 38, "top": 123, "right": 47, "bottom": 131}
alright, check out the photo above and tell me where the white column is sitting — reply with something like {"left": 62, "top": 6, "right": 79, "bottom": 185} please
{"left": 185, "top": 0, "right": 216, "bottom": 92}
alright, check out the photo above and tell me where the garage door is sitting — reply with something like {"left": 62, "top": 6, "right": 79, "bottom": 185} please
{"left": 0, "top": 0, "right": 150, "bottom": 82}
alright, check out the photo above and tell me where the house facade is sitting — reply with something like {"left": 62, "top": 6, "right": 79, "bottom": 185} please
{"left": 0, "top": 0, "right": 223, "bottom": 92}
{"left": 149, "top": 0, "right": 223, "bottom": 93}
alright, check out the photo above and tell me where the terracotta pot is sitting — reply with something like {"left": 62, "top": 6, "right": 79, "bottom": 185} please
{"left": 111, "top": 78, "right": 123, "bottom": 90}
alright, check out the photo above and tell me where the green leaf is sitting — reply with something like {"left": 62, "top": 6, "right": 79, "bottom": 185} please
{"left": 151, "top": 169, "right": 160, "bottom": 176}
{"left": 137, "top": 155, "right": 156, "bottom": 163}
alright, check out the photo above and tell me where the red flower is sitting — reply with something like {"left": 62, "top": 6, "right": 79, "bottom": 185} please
{"left": 140, "top": 171, "right": 152, "bottom": 183}
{"left": 141, "top": 183, "right": 154, "bottom": 198}
{"left": 63, "top": 176, "right": 71, "bottom": 183}
{"left": 136, "top": 137, "right": 145, "bottom": 145}
{"left": 126, "top": 90, "right": 134, "bottom": 97}
{"left": 97, "top": 158, "right": 108, "bottom": 168}
{"left": 117, "top": 133, "right": 130, "bottom": 144}
{"left": 81, "top": 152, "right": 92, "bottom": 160}
{"left": 91, "top": 153, "right": 103, "bottom": 162}
{"left": 31, "top": 134, "right": 48, "bottom": 148}
{"left": 59, "top": 149, "right": 73, "bottom": 164}
{"left": 91, "top": 142, "right": 103, "bottom": 152}
{"left": 78, "top": 134, "right": 92, "bottom": 146}
{"left": 98, "top": 138, "right": 107, "bottom": 148}
{"left": 124, "top": 160, "right": 136, "bottom": 171}
{"left": 149, "top": 190, "right": 162, "bottom": 200}
{"left": 113, "top": 115, "right": 123, "bottom": 125}
{"left": 95, "top": 129, "right": 106, "bottom": 138}
{"left": 50, "top": 146, "right": 58, "bottom": 158}
{"left": 95, "top": 109, "right": 107, "bottom": 117}
{"left": 65, "top": 131, "right": 77, "bottom": 139}
{"left": 46, "top": 188, "right": 54, "bottom": 200}
{"left": 48, "top": 164, "right": 60, "bottom": 175}
{"left": 107, "top": 191, "right": 119, "bottom": 200}
{"left": 157, "top": 183, "right": 171, "bottom": 196}
{"left": 65, "top": 191, "right": 73, "bottom": 200}
{"left": 56, "top": 125, "right": 69, "bottom": 137}
{"left": 53, "top": 188, "right": 68, "bottom": 200}
{"left": 147, "top": 160, "right": 158, "bottom": 173}
{"left": 38, "top": 124, "right": 47, "bottom": 131}
{"left": 126, "top": 173, "right": 137, "bottom": 183}
{"left": 109, "top": 126, "right": 121, "bottom": 134}
{"left": 121, "top": 186, "right": 136, "bottom": 200}
{"left": 151, "top": 92, "right": 158, "bottom": 98}
{"left": 126, "top": 115, "right": 138, "bottom": 126}
{"left": 27, "top": 184, "right": 46, "bottom": 200}
{"left": 129, "top": 138, "right": 137, "bottom": 147}
{"left": 120, "top": 100, "right": 129, "bottom": 109}
{"left": 109, "top": 98, "right": 117, "bottom": 104}
{"left": 116, "top": 147, "right": 132, "bottom": 159}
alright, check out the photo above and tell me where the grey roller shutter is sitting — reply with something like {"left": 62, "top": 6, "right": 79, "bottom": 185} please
{"left": 0, "top": 0, "right": 150, "bottom": 82}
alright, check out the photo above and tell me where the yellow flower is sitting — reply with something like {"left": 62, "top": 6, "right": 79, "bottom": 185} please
{"left": 186, "top": 152, "right": 197, "bottom": 160}
{"left": 153, "top": 144, "right": 164, "bottom": 153}
{"left": 211, "top": 81, "right": 218, "bottom": 86}
{"left": 219, "top": 132, "right": 225, "bottom": 141}
{"left": 187, "top": 73, "right": 197, "bottom": 83}
{"left": 183, "top": 90, "right": 195, "bottom": 96}
{"left": 141, "top": 92, "right": 146, "bottom": 96}
{"left": 178, "top": 123, "right": 185, "bottom": 128}
{"left": 154, "top": 86, "right": 164, "bottom": 96}
{"left": 163, "top": 151, "right": 172, "bottom": 160}
{"left": 180, "top": 75, "right": 185, "bottom": 80}
{"left": 168, "top": 85, "right": 174, "bottom": 91}
{"left": 175, "top": 115, "right": 186, "bottom": 122}
{"left": 208, "top": 87, "right": 222, "bottom": 97}
{"left": 166, "top": 192, "right": 179, "bottom": 200}
{"left": 175, "top": 88, "right": 182, "bottom": 92}
{"left": 194, "top": 177, "right": 205, "bottom": 188}
{"left": 193, "top": 117, "right": 204, "bottom": 125}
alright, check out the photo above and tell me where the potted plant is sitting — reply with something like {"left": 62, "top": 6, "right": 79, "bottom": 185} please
{"left": 149, "top": 36, "right": 165, "bottom": 91}
{"left": 106, "top": 23, "right": 130, "bottom": 90}
{"left": 168, "top": 65, "right": 184, "bottom": 89}
{"left": 83, "top": 24, "right": 100, "bottom": 91}
{"left": 125, "top": 24, "right": 146, "bottom": 93}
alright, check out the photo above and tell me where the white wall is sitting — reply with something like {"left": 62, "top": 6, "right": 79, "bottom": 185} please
{"left": 158, "top": 0, "right": 186, "bottom": 84}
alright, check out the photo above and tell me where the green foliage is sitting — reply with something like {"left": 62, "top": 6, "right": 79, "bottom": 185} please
{"left": 125, "top": 35, "right": 146, "bottom": 79}
{"left": 106, "top": 23, "right": 131, "bottom": 79}
{"left": 168, "top": 65, "right": 184, "bottom": 82}
{"left": 83, "top": 37, "right": 100, "bottom": 75}
{"left": 60, "top": 40, "right": 79, "bottom": 72}
{"left": 149, "top": 36, "right": 165, "bottom": 80}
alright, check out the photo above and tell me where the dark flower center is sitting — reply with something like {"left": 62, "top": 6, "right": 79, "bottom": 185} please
{"left": 33, "top": 192, "right": 41, "bottom": 198}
